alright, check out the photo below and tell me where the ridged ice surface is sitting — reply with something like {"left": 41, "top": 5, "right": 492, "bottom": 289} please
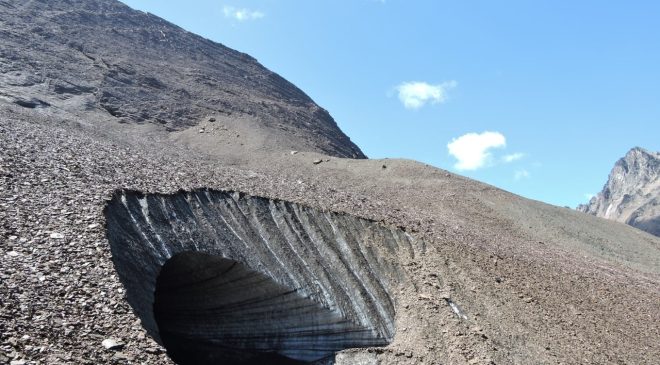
{"left": 104, "top": 189, "right": 422, "bottom": 364}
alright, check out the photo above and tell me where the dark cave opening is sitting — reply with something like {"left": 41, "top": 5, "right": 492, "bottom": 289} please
{"left": 104, "top": 190, "right": 410, "bottom": 365}
{"left": 153, "top": 252, "right": 385, "bottom": 365}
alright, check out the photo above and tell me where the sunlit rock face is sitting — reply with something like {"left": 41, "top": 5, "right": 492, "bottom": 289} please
{"left": 104, "top": 189, "right": 423, "bottom": 364}
{"left": 578, "top": 147, "right": 660, "bottom": 237}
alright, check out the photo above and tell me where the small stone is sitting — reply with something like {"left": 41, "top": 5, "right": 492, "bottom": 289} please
{"left": 7, "top": 251, "right": 19, "bottom": 257}
{"left": 312, "top": 159, "right": 322, "bottom": 165}
{"left": 208, "top": 117, "right": 216, "bottom": 122}
{"left": 524, "top": 297, "right": 534, "bottom": 303}
{"left": 102, "top": 338, "right": 125, "bottom": 351}
{"left": 382, "top": 164, "right": 387, "bottom": 169}
{"left": 113, "top": 352, "right": 133, "bottom": 361}
{"left": 418, "top": 293, "right": 432, "bottom": 301}
{"left": 8, "top": 235, "right": 18, "bottom": 240}
{"left": 87, "top": 223, "right": 99, "bottom": 229}
{"left": 290, "top": 150, "right": 298, "bottom": 155}
{"left": 50, "top": 232, "right": 64, "bottom": 239}
{"left": 198, "top": 129, "right": 205, "bottom": 133}
{"left": 438, "top": 289, "right": 451, "bottom": 300}
{"left": 10, "top": 360, "right": 26, "bottom": 365}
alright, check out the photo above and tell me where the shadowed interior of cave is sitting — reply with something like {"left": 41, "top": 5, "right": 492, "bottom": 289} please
{"left": 153, "top": 252, "right": 388, "bottom": 365}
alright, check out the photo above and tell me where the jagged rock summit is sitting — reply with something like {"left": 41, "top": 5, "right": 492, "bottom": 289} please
{"left": 0, "top": 0, "right": 364, "bottom": 158}
{"left": 578, "top": 147, "right": 660, "bottom": 237}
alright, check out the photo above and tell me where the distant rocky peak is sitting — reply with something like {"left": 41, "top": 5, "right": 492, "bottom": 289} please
{"left": 578, "top": 147, "right": 660, "bottom": 237}
{"left": 605, "top": 148, "right": 658, "bottom": 198}
{"left": 618, "top": 147, "right": 659, "bottom": 174}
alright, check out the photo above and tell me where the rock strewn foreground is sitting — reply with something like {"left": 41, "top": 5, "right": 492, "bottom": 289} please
{"left": 2, "top": 103, "right": 660, "bottom": 364}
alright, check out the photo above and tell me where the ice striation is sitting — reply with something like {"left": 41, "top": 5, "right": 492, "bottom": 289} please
{"left": 104, "top": 189, "right": 424, "bottom": 364}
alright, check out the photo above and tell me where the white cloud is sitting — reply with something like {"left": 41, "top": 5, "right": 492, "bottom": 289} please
{"left": 447, "top": 131, "right": 506, "bottom": 170}
{"left": 503, "top": 153, "right": 525, "bottom": 163}
{"left": 396, "top": 81, "right": 457, "bottom": 109}
{"left": 514, "top": 169, "right": 531, "bottom": 180}
{"left": 223, "top": 6, "right": 265, "bottom": 21}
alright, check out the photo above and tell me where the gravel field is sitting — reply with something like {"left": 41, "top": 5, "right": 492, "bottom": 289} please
{"left": 1, "top": 103, "right": 659, "bottom": 364}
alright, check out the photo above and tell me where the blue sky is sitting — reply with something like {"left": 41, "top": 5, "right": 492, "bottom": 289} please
{"left": 121, "top": 0, "right": 660, "bottom": 208}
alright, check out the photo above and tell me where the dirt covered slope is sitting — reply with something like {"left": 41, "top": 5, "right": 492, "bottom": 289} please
{"left": 2, "top": 103, "right": 659, "bottom": 365}
{"left": 0, "top": 0, "right": 364, "bottom": 158}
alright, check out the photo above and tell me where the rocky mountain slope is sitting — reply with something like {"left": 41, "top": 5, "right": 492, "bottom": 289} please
{"left": 1, "top": 1, "right": 659, "bottom": 364}
{"left": 0, "top": 0, "right": 364, "bottom": 158}
{"left": 578, "top": 147, "right": 660, "bottom": 237}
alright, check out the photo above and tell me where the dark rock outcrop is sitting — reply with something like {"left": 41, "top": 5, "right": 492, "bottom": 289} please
{"left": 578, "top": 147, "right": 660, "bottom": 236}
{"left": 0, "top": 0, "right": 365, "bottom": 158}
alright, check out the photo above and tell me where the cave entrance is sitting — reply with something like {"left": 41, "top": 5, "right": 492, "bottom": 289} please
{"left": 153, "top": 252, "right": 386, "bottom": 365}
